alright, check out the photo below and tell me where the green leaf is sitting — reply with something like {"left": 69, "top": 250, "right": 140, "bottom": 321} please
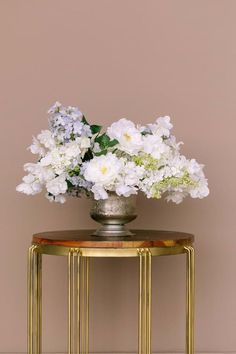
{"left": 95, "top": 133, "right": 110, "bottom": 149}
{"left": 108, "top": 139, "right": 119, "bottom": 147}
{"left": 82, "top": 115, "right": 89, "bottom": 125}
{"left": 94, "top": 149, "right": 108, "bottom": 156}
{"left": 141, "top": 131, "right": 150, "bottom": 136}
{"left": 66, "top": 179, "right": 74, "bottom": 190}
{"left": 70, "top": 133, "right": 75, "bottom": 141}
{"left": 94, "top": 133, "right": 104, "bottom": 143}
{"left": 90, "top": 124, "right": 102, "bottom": 134}
{"left": 68, "top": 165, "right": 80, "bottom": 177}
{"left": 83, "top": 149, "right": 93, "bottom": 161}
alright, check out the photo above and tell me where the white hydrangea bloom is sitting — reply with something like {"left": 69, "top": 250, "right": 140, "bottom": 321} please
{"left": 166, "top": 192, "right": 187, "bottom": 204}
{"left": 167, "top": 135, "right": 183, "bottom": 151}
{"left": 186, "top": 159, "right": 204, "bottom": 176}
{"left": 40, "top": 149, "right": 68, "bottom": 175}
{"left": 116, "top": 184, "right": 137, "bottom": 197}
{"left": 139, "top": 169, "right": 165, "bottom": 198}
{"left": 107, "top": 118, "right": 143, "bottom": 155}
{"left": 28, "top": 137, "right": 45, "bottom": 156}
{"left": 185, "top": 159, "right": 209, "bottom": 198}
{"left": 16, "top": 162, "right": 55, "bottom": 197}
{"left": 122, "top": 161, "right": 145, "bottom": 186}
{"left": 63, "top": 140, "right": 82, "bottom": 159}
{"left": 46, "top": 174, "right": 68, "bottom": 196}
{"left": 156, "top": 116, "right": 173, "bottom": 136}
{"left": 46, "top": 193, "right": 66, "bottom": 203}
{"left": 148, "top": 116, "right": 173, "bottom": 137}
{"left": 79, "top": 137, "right": 91, "bottom": 149}
{"left": 16, "top": 174, "right": 42, "bottom": 195}
{"left": 40, "top": 143, "right": 81, "bottom": 175}
{"left": 37, "top": 130, "right": 55, "bottom": 150}
{"left": 114, "top": 161, "right": 144, "bottom": 197}
{"left": 142, "top": 134, "right": 170, "bottom": 160}
{"left": 162, "top": 155, "right": 187, "bottom": 178}
{"left": 189, "top": 182, "right": 209, "bottom": 199}
{"left": 91, "top": 185, "right": 108, "bottom": 200}
{"left": 24, "top": 163, "right": 55, "bottom": 183}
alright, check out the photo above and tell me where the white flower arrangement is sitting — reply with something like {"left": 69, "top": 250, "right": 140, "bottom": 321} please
{"left": 16, "top": 102, "right": 209, "bottom": 204}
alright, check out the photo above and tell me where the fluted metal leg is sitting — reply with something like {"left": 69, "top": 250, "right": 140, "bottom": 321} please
{"left": 36, "top": 250, "right": 42, "bottom": 354}
{"left": 28, "top": 245, "right": 42, "bottom": 354}
{"left": 68, "top": 249, "right": 90, "bottom": 354}
{"left": 68, "top": 249, "right": 77, "bottom": 354}
{"left": 81, "top": 257, "right": 89, "bottom": 354}
{"left": 184, "top": 246, "right": 195, "bottom": 354}
{"left": 138, "top": 249, "right": 152, "bottom": 354}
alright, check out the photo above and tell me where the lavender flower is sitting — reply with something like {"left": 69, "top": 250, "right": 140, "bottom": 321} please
{"left": 48, "top": 102, "right": 91, "bottom": 142}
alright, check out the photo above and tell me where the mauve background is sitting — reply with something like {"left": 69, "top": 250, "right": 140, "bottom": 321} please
{"left": 0, "top": 0, "right": 235, "bottom": 353}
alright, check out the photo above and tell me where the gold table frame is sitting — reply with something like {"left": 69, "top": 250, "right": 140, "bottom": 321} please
{"left": 28, "top": 240, "right": 194, "bottom": 354}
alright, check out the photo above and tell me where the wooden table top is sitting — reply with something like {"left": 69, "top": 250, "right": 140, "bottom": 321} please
{"left": 33, "top": 229, "right": 194, "bottom": 248}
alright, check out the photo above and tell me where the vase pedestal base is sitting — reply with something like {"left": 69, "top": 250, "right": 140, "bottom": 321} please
{"left": 92, "top": 224, "right": 135, "bottom": 237}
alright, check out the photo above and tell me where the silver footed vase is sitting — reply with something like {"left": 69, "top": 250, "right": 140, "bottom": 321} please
{"left": 90, "top": 192, "right": 137, "bottom": 237}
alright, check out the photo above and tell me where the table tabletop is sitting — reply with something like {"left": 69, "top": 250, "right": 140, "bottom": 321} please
{"left": 33, "top": 229, "right": 194, "bottom": 248}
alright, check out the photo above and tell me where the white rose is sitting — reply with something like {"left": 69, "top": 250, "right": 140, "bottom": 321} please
{"left": 107, "top": 118, "right": 143, "bottom": 155}
{"left": 83, "top": 153, "right": 123, "bottom": 186}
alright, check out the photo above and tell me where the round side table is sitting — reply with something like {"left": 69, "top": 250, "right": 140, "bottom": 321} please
{"left": 28, "top": 229, "right": 194, "bottom": 354}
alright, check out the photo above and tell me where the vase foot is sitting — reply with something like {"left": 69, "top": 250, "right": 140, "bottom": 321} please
{"left": 92, "top": 224, "right": 135, "bottom": 237}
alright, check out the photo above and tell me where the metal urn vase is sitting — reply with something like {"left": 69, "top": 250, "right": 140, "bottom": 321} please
{"left": 90, "top": 192, "right": 137, "bottom": 237}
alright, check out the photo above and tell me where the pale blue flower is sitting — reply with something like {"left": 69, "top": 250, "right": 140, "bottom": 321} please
{"left": 48, "top": 102, "right": 90, "bottom": 142}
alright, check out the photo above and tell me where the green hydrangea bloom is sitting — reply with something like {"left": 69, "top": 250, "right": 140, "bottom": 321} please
{"left": 67, "top": 165, "right": 80, "bottom": 177}
{"left": 133, "top": 153, "right": 159, "bottom": 170}
{"left": 151, "top": 171, "right": 197, "bottom": 199}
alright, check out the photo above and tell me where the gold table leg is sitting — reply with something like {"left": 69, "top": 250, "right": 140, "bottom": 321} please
{"left": 28, "top": 245, "right": 42, "bottom": 354}
{"left": 138, "top": 249, "right": 152, "bottom": 354}
{"left": 68, "top": 249, "right": 90, "bottom": 354}
{"left": 81, "top": 256, "right": 89, "bottom": 354}
{"left": 184, "top": 246, "right": 195, "bottom": 354}
{"left": 28, "top": 243, "right": 193, "bottom": 354}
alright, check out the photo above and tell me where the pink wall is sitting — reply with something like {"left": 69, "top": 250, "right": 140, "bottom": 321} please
{"left": 0, "top": 0, "right": 235, "bottom": 352}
